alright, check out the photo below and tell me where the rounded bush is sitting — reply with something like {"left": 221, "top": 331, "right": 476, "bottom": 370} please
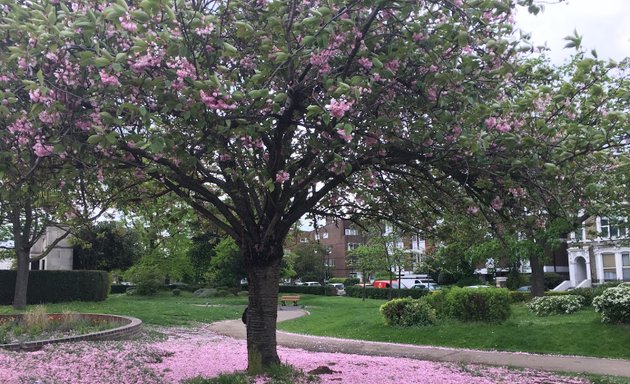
{"left": 446, "top": 287, "right": 511, "bottom": 323}
{"left": 526, "top": 295, "right": 584, "bottom": 316}
{"left": 380, "top": 298, "right": 436, "bottom": 327}
{"left": 593, "top": 284, "right": 630, "bottom": 323}
{"left": 422, "top": 290, "right": 449, "bottom": 318}
{"left": 172, "top": 288, "right": 181, "bottom": 296}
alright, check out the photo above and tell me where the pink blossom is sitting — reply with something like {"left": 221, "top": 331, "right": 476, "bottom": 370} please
{"left": 200, "top": 90, "right": 236, "bottom": 110}
{"left": 33, "top": 142, "right": 54, "bottom": 157}
{"left": 275, "top": 170, "right": 290, "bottom": 183}
{"left": 8, "top": 117, "right": 34, "bottom": 136}
{"left": 496, "top": 120, "right": 511, "bottom": 133}
{"left": 97, "top": 169, "right": 105, "bottom": 182}
{"left": 325, "top": 98, "right": 352, "bottom": 119}
{"left": 467, "top": 206, "right": 479, "bottom": 214}
{"left": 485, "top": 117, "right": 497, "bottom": 129}
{"left": 358, "top": 57, "right": 372, "bottom": 70}
{"left": 509, "top": 187, "right": 527, "bottom": 198}
{"left": 412, "top": 32, "right": 424, "bottom": 42}
{"left": 119, "top": 13, "right": 137, "bottom": 32}
{"left": 38, "top": 110, "right": 61, "bottom": 125}
{"left": 491, "top": 196, "right": 503, "bottom": 210}
{"left": 427, "top": 87, "right": 437, "bottom": 101}
{"left": 219, "top": 153, "right": 231, "bottom": 162}
{"left": 99, "top": 71, "right": 120, "bottom": 86}
{"left": 337, "top": 128, "right": 352, "bottom": 142}
{"left": 384, "top": 59, "right": 400, "bottom": 73}
{"left": 194, "top": 24, "right": 214, "bottom": 36}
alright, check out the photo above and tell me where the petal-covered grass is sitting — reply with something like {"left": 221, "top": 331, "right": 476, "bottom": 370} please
{"left": 0, "top": 325, "right": 605, "bottom": 384}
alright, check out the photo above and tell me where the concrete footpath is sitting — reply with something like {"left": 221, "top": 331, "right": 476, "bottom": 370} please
{"left": 209, "top": 307, "right": 630, "bottom": 378}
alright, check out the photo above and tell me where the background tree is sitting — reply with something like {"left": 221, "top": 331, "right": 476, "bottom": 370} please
{"left": 187, "top": 231, "right": 221, "bottom": 284}
{"left": 205, "top": 237, "right": 245, "bottom": 291}
{"left": 73, "top": 221, "right": 142, "bottom": 271}
{"left": 289, "top": 242, "right": 328, "bottom": 283}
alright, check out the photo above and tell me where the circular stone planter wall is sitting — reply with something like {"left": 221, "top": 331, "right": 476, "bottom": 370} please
{"left": 0, "top": 313, "right": 142, "bottom": 351}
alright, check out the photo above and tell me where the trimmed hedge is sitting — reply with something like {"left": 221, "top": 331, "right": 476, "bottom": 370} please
{"left": 0, "top": 270, "right": 110, "bottom": 305}
{"left": 278, "top": 285, "right": 336, "bottom": 295}
{"left": 345, "top": 286, "right": 429, "bottom": 300}
{"left": 446, "top": 287, "right": 511, "bottom": 323}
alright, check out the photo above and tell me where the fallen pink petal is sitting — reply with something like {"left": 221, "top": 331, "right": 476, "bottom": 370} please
{"left": 0, "top": 325, "right": 591, "bottom": 384}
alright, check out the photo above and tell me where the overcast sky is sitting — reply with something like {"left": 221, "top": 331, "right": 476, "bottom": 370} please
{"left": 515, "top": 0, "right": 630, "bottom": 64}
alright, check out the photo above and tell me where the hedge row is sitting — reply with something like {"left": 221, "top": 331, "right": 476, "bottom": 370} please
{"left": 345, "top": 286, "right": 430, "bottom": 300}
{"left": 278, "top": 285, "right": 336, "bottom": 295}
{"left": 0, "top": 270, "right": 110, "bottom": 305}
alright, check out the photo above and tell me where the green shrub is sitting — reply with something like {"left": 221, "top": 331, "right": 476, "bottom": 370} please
{"left": 380, "top": 298, "right": 436, "bottom": 327}
{"left": 570, "top": 282, "right": 623, "bottom": 306}
{"left": 543, "top": 291, "right": 570, "bottom": 297}
{"left": 128, "top": 267, "right": 162, "bottom": 296}
{"left": 422, "top": 290, "right": 449, "bottom": 318}
{"left": 0, "top": 270, "right": 110, "bottom": 305}
{"left": 437, "top": 270, "right": 457, "bottom": 285}
{"left": 593, "top": 284, "right": 630, "bottom": 323}
{"left": 527, "top": 295, "right": 584, "bottom": 316}
{"left": 344, "top": 286, "right": 429, "bottom": 300}
{"left": 455, "top": 276, "right": 481, "bottom": 287}
{"left": 446, "top": 287, "right": 511, "bottom": 323}
{"left": 172, "top": 288, "right": 181, "bottom": 296}
{"left": 510, "top": 291, "right": 531, "bottom": 303}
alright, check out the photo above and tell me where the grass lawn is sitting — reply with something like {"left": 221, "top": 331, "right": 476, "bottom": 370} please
{"left": 0, "top": 291, "right": 248, "bottom": 326}
{"left": 276, "top": 295, "right": 630, "bottom": 360}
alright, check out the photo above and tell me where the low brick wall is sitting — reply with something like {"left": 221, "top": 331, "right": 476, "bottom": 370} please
{"left": 0, "top": 313, "right": 142, "bottom": 351}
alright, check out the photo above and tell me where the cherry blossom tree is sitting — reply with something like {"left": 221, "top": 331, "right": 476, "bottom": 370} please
{"left": 2, "top": 0, "right": 628, "bottom": 372}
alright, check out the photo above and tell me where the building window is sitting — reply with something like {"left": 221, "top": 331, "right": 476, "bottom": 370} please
{"left": 600, "top": 217, "right": 626, "bottom": 238}
{"left": 326, "top": 258, "right": 336, "bottom": 267}
{"left": 347, "top": 242, "right": 361, "bottom": 251}
{"left": 300, "top": 237, "right": 309, "bottom": 243}
{"left": 623, "top": 253, "right": 630, "bottom": 281}
{"left": 322, "top": 232, "right": 329, "bottom": 239}
{"left": 602, "top": 253, "right": 617, "bottom": 281}
{"left": 345, "top": 228, "right": 358, "bottom": 236}
{"left": 314, "top": 234, "right": 320, "bottom": 241}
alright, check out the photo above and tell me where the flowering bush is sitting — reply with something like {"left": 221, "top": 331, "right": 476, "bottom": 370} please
{"left": 527, "top": 295, "right": 584, "bottom": 316}
{"left": 380, "top": 298, "right": 436, "bottom": 327}
{"left": 593, "top": 284, "right": 630, "bottom": 323}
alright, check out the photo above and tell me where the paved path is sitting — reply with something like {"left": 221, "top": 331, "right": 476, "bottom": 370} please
{"left": 209, "top": 307, "right": 630, "bottom": 378}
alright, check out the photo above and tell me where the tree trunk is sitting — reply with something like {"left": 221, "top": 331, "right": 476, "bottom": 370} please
{"left": 13, "top": 248, "right": 30, "bottom": 310}
{"left": 529, "top": 253, "right": 545, "bottom": 297}
{"left": 245, "top": 253, "right": 282, "bottom": 374}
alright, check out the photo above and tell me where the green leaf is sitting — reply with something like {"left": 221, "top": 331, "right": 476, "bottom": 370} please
{"left": 87, "top": 135, "right": 102, "bottom": 145}
{"left": 93, "top": 57, "right": 111, "bottom": 67}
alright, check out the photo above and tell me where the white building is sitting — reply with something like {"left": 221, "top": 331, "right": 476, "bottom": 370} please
{"left": 0, "top": 227, "right": 73, "bottom": 271}
{"left": 565, "top": 216, "right": 630, "bottom": 290}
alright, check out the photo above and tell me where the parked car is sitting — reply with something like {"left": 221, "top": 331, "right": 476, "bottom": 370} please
{"left": 303, "top": 281, "right": 322, "bottom": 286}
{"left": 464, "top": 285, "right": 492, "bottom": 289}
{"left": 326, "top": 283, "right": 346, "bottom": 296}
{"left": 516, "top": 285, "right": 531, "bottom": 292}
{"left": 411, "top": 283, "right": 441, "bottom": 291}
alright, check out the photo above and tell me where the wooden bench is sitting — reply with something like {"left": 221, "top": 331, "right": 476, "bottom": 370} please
{"left": 280, "top": 295, "right": 300, "bottom": 306}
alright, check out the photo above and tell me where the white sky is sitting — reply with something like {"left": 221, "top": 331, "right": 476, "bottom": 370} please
{"left": 515, "top": 0, "right": 630, "bottom": 64}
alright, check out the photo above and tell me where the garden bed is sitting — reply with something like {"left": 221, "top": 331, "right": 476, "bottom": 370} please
{"left": 0, "top": 313, "right": 142, "bottom": 351}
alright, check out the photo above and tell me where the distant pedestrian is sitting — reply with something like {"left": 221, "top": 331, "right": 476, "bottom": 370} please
{"left": 241, "top": 307, "right": 248, "bottom": 325}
